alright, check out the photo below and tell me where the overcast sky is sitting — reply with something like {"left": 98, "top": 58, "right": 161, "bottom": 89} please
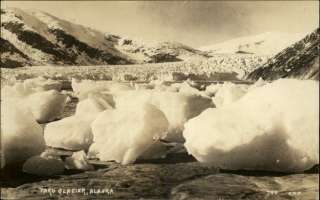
{"left": 1, "top": 1, "right": 319, "bottom": 47}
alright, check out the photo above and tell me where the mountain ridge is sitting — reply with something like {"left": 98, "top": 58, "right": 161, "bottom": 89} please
{"left": 246, "top": 28, "right": 319, "bottom": 81}
{"left": 0, "top": 7, "right": 208, "bottom": 68}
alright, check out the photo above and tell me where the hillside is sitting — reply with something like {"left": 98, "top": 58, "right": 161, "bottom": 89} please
{"left": 0, "top": 8, "right": 207, "bottom": 68}
{"left": 200, "top": 32, "right": 306, "bottom": 55}
{"left": 246, "top": 28, "right": 319, "bottom": 81}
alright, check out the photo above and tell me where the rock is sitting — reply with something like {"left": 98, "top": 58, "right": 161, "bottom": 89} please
{"left": 1, "top": 161, "right": 219, "bottom": 199}
{"left": 171, "top": 173, "right": 319, "bottom": 200}
{"left": 2, "top": 159, "right": 317, "bottom": 199}
{"left": 22, "top": 153, "right": 65, "bottom": 176}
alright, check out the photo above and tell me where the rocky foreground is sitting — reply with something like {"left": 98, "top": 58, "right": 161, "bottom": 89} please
{"left": 1, "top": 157, "right": 318, "bottom": 200}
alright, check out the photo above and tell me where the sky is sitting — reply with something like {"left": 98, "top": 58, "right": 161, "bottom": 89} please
{"left": 1, "top": 1, "right": 319, "bottom": 47}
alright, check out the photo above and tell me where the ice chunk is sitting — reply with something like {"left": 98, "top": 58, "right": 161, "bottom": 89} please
{"left": 183, "top": 79, "right": 319, "bottom": 172}
{"left": 23, "top": 76, "right": 62, "bottom": 92}
{"left": 205, "top": 83, "right": 223, "bottom": 97}
{"left": 44, "top": 92, "right": 114, "bottom": 151}
{"left": 152, "top": 81, "right": 179, "bottom": 92}
{"left": 1, "top": 82, "right": 34, "bottom": 98}
{"left": 176, "top": 82, "right": 203, "bottom": 96}
{"left": 134, "top": 83, "right": 155, "bottom": 90}
{"left": 72, "top": 78, "right": 104, "bottom": 93}
{"left": 212, "top": 82, "right": 249, "bottom": 107}
{"left": 1, "top": 99, "right": 45, "bottom": 167}
{"left": 72, "top": 79, "right": 109, "bottom": 99}
{"left": 75, "top": 93, "right": 114, "bottom": 118}
{"left": 72, "top": 79, "right": 133, "bottom": 99}
{"left": 44, "top": 116, "right": 94, "bottom": 151}
{"left": 23, "top": 153, "right": 64, "bottom": 176}
{"left": 64, "top": 150, "right": 94, "bottom": 171}
{"left": 152, "top": 92, "right": 214, "bottom": 142}
{"left": 26, "top": 90, "right": 68, "bottom": 123}
{"left": 115, "top": 90, "right": 214, "bottom": 142}
{"left": 1, "top": 77, "right": 62, "bottom": 99}
{"left": 248, "top": 77, "right": 268, "bottom": 91}
{"left": 108, "top": 82, "right": 133, "bottom": 93}
{"left": 89, "top": 103, "right": 169, "bottom": 164}
{"left": 168, "top": 81, "right": 200, "bottom": 94}
{"left": 154, "top": 84, "right": 179, "bottom": 92}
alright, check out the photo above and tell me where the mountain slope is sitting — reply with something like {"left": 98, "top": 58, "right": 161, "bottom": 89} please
{"left": 0, "top": 37, "right": 32, "bottom": 68}
{"left": 1, "top": 8, "right": 130, "bottom": 66}
{"left": 246, "top": 28, "right": 319, "bottom": 81}
{"left": 0, "top": 8, "right": 207, "bottom": 68}
{"left": 200, "top": 32, "right": 306, "bottom": 55}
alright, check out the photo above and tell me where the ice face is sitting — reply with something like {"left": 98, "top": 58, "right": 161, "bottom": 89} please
{"left": 183, "top": 79, "right": 319, "bottom": 172}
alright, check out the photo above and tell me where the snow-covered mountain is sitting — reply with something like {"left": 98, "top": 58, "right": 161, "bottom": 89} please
{"left": 246, "top": 28, "right": 319, "bottom": 81}
{"left": 0, "top": 8, "right": 208, "bottom": 68}
{"left": 200, "top": 32, "right": 307, "bottom": 55}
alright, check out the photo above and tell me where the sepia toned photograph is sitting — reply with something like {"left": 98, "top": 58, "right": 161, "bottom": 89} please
{"left": 0, "top": 0, "right": 319, "bottom": 199}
